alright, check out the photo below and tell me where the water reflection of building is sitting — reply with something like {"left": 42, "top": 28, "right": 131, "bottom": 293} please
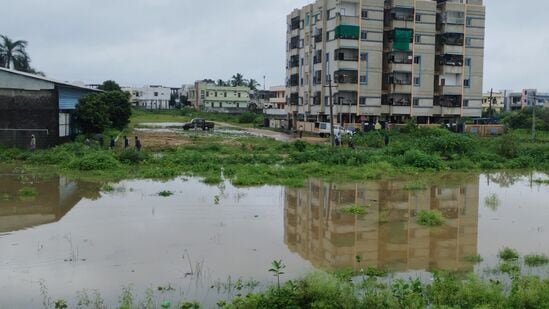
{"left": 0, "top": 175, "right": 99, "bottom": 233}
{"left": 284, "top": 177, "right": 479, "bottom": 273}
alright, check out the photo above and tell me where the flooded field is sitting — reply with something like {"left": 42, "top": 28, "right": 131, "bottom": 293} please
{"left": 0, "top": 171, "right": 548, "bottom": 307}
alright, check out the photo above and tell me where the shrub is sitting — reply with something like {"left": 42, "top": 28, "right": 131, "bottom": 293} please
{"left": 524, "top": 254, "right": 549, "bottom": 267}
{"left": 117, "top": 149, "right": 149, "bottom": 164}
{"left": 498, "top": 247, "right": 520, "bottom": 261}
{"left": 496, "top": 134, "right": 519, "bottom": 158}
{"left": 403, "top": 150, "right": 444, "bottom": 170}
{"left": 68, "top": 151, "right": 120, "bottom": 171}
{"left": 158, "top": 191, "right": 173, "bottom": 197}
{"left": 340, "top": 205, "right": 368, "bottom": 216}
{"left": 238, "top": 112, "right": 258, "bottom": 124}
{"left": 417, "top": 209, "right": 445, "bottom": 226}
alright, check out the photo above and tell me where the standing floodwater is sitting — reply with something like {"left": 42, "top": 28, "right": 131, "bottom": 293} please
{"left": 0, "top": 171, "right": 548, "bottom": 307}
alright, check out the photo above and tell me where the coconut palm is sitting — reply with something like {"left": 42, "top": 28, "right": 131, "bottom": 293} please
{"left": 246, "top": 78, "right": 261, "bottom": 91}
{"left": 0, "top": 35, "right": 30, "bottom": 70}
{"left": 231, "top": 73, "right": 246, "bottom": 87}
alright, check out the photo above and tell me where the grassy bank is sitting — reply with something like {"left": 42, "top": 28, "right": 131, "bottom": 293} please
{"left": 0, "top": 126, "right": 547, "bottom": 186}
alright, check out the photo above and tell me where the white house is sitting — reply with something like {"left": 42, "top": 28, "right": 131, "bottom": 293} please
{"left": 123, "top": 85, "right": 172, "bottom": 110}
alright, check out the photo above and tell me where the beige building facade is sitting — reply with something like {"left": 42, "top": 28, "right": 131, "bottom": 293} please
{"left": 482, "top": 91, "right": 504, "bottom": 114}
{"left": 285, "top": 0, "right": 485, "bottom": 131}
{"left": 188, "top": 81, "right": 251, "bottom": 114}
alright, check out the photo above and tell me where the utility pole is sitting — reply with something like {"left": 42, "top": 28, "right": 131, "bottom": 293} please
{"left": 488, "top": 88, "right": 493, "bottom": 118}
{"left": 532, "top": 93, "right": 536, "bottom": 140}
{"left": 327, "top": 75, "right": 335, "bottom": 147}
{"left": 263, "top": 75, "right": 266, "bottom": 91}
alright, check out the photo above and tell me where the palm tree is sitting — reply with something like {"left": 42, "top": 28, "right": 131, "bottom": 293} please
{"left": 216, "top": 79, "right": 227, "bottom": 87}
{"left": 231, "top": 73, "right": 245, "bottom": 87}
{"left": 247, "top": 79, "right": 260, "bottom": 91}
{"left": 0, "top": 35, "right": 30, "bottom": 70}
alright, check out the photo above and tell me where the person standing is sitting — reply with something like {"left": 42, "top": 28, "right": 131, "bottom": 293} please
{"left": 124, "top": 136, "right": 129, "bottom": 149}
{"left": 135, "top": 136, "right": 142, "bottom": 151}
{"left": 30, "top": 135, "right": 36, "bottom": 151}
{"left": 299, "top": 125, "right": 304, "bottom": 138}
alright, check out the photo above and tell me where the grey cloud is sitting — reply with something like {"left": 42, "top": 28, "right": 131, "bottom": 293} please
{"left": 2, "top": 0, "right": 547, "bottom": 91}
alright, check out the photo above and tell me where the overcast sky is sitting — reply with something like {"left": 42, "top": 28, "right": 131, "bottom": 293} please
{"left": 1, "top": 0, "right": 547, "bottom": 92}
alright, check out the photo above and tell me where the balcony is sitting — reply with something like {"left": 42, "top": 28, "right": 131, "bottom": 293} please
{"left": 334, "top": 70, "right": 358, "bottom": 84}
{"left": 290, "top": 17, "right": 300, "bottom": 31}
{"left": 382, "top": 94, "right": 412, "bottom": 106}
{"left": 334, "top": 91, "right": 358, "bottom": 105}
{"left": 289, "top": 93, "right": 299, "bottom": 105}
{"left": 334, "top": 25, "right": 360, "bottom": 40}
{"left": 439, "top": 85, "right": 462, "bottom": 96}
{"left": 386, "top": 51, "right": 413, "bottom": 72}
{"left": 386, "top": 28, "right": 414, "bottom": 52}
{"left": 289, "top": 36, "right": 300, "bottom": 49}
{"left": 334, "top": 48, "right": 359, "bottom": 62}
{"left": 439, "top": 33, "right": 464, "bottom": 46}
{"left": 289, "top": 74, "right": 299, "bottom": 87}
{"left": 385, "top": 7, "right": 415, "bottom": 29}
{"left": 439, "top": 54, "right": 463, "bottom": 66}
{"left": 435, "top": 95, "right": 462, "bottom": 108}
{"left": 289, "top": 55, "right": 300, "bottom": 68}
{"left": 385, "top": 72, "right": 412, "bottom": 93}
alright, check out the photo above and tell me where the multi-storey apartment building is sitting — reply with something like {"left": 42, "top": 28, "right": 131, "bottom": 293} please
{"left": 122, "top": 85, "right": 172, "bottom": 110}
{"left": 285, "top": 0, "right": 485, "bottom": 131}
{"left": 187, "top": 81, "right": 251, "bottom": 114}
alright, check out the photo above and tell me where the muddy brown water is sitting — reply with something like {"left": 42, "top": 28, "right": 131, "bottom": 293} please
{"left": 0, "top": 171, "right": 548, "bottom": 308}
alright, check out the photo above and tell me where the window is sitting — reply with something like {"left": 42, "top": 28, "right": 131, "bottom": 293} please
{"left": 416, "top": 14, "right": 421, "bottom": 22}
{"left": 361, "top": 10, "right": 368, "bottom": 19}
{"left": 463, "top": 99, "right": 469, "bottom": 107}
{"left": 215, "top": 92, "right": 218, "bottom": 97}
{"left": 327, "top": 30, "right": 335, "bottom": 40}
{"left": 238, "top": 93, "right": 241, "bottom": 98}
{"left": 305, "top": 14, "right": 310, "bottom": 26}
{"left": 360, "top": 31, "right": 368, "bottom": 41}
{"left": 59, "top": 113, "right": 70, "bottom": 137}
{"left": 224, "top": 92, "right": 227, "bottom": 97}
{"left": 154, "top": 92, "right": 159, "bottom": 97}
{"left": 415, "top": 34, "right": 421, "bottom": 43}
{"left": 465, "top": 37, "right": 472, "bottom": 46}
{"left": 414, "top": 56, "right": 421, "bottom": 64}
{"left": 360, "top": 97, "right": 366, "bottom": 105}
{"left": 340, "top": 8, "right": 346, "bottom": 16}
{"left": 464, "top": 79, "right": 470, "bottom": 87}
{"left": 211, "top": 102, "right": 214, "bottom": 108}
{"left": 466, "top": 17, "right": 473, "bottom": 26}
{"left": 413, "top": 98, "right": 419, "bottom": 106}
{"left": 465, "top": 58, "right": 472, "bottom": 66}
{"left": 360, "top": 52, "right": 368, "bottom": 61}
{"left": 360, "top": 75, "right": 368, "bottom": 85}
{"left": 206, "top": 91, "right": 209, "bottom": 97}
{"left": 236, "top": 103, "right": 240, "bottom": 108}
{"left": 414, "top": 77, "right": 421, "bottom": 87}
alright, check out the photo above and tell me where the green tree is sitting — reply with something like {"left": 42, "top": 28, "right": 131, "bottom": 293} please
{"left": 231, "top": 73, "right": 246, "bottom": 87}
{"left": 246, "top": 78, "right": 260, "bottom": 91}
{"left": 74, "top": 93, "right": 111, "bottom": 134}
{"left": 216, "top": 79, "right": 227, "bottom": 87}
{"left": 98, "top": 80, "right": 122, "bottom": 92}
{"left": 0, "top": 35, "right": 29, "bottom": 70}
{"left": 103, "top": 91, "right": 132, "bottom": 130}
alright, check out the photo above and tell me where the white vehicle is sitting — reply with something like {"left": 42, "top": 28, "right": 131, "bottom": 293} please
{"left": 318, "top": 122, "right": 353, "bottom": 137}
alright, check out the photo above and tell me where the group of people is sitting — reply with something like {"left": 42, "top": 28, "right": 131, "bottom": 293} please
{"left": 109, "top": 136, "right": 142, "bottom": 151}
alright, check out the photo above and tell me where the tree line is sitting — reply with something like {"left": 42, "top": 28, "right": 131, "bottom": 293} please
{"left": 203, "top": 73, "right": 261, "bottom": 90}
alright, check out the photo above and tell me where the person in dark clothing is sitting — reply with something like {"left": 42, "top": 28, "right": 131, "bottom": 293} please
{"left": 384, "top": 134, "right": 390, "bottom": 147}
{"left": 135, "top": 136, "right": 142, "bottom": 151}
{"left": 124, "top": 136, "right": 129, "bottom": 149}
{"left": 110, "top": 136, "right": 115, "bottom": 149}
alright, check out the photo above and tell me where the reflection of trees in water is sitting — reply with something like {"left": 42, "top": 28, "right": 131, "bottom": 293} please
{"left": 486, "top": 171, "right": 525, "bottom": 188}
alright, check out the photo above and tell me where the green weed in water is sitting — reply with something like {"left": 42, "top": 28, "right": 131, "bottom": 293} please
{"left": 18, "top": 187, "right": 38, "bottom": 198}
{"left": 524, "top": 254, "right": 549, "bottom": 267}
{"left": 485, "top": 193, "right": 500, "bottom": 211}
{"left": 464, "top": 254, "right": 484, "bottom": 264}
{"left": 533, "top": 179, "right": 549, "bottom": 185}
{"left": 101, "top": 183, "right": 115, "bottom": 192}
{"left": 158, "top": 190, "right": 174, "bottom": 197}
{"left": 340, "top": 204, "right": 369, "bottom": 216}
{"left": 404, "top": 181, "right": 428, "bottom": 191}
{"left": 498, "top": 247, "right": 520, "bottom": 261}
{"left": 417, "top": 209, "right": 445, "bottom": 226}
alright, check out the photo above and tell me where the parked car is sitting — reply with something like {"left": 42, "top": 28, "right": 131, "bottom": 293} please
{"left": 182, "top": 118, "right": 215, "bottom": 131}
{"left": 318, "top": 122, "right": 354, "bottom": 137}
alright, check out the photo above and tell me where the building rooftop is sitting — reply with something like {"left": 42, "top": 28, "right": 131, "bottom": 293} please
{"left": 0, "top": 67, "right": 101, "bottom": 92}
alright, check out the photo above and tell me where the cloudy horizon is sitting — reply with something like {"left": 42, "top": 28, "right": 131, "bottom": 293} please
{"left": 2, "top": 0, "right": 548, "bottom": 92}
